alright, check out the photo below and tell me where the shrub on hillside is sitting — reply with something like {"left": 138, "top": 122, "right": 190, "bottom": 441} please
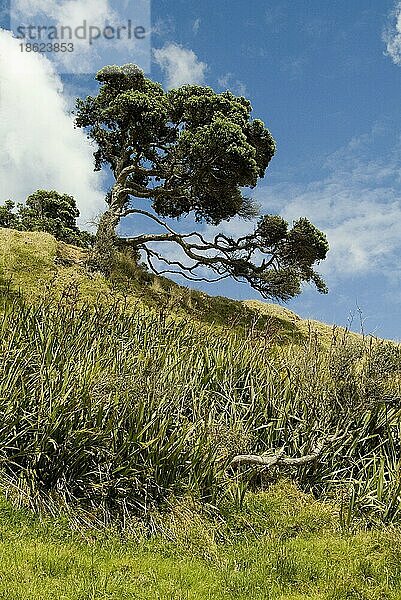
{"left": 0, "top": 190, "right": 94, "bottom": 248}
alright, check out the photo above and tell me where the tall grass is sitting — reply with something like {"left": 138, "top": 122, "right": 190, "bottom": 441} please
{"left": 1, "top": 284, "right": 401, "bottom": 526}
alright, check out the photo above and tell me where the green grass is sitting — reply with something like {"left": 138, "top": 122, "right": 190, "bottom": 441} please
{"left": 1, "top": 274, "right": 401, "bottom": 526}
{"left": 3, "top": 481, "right": 401, "bottom": 599}
{"left": 0, "top": 227, "right": 111, "bottom": 305}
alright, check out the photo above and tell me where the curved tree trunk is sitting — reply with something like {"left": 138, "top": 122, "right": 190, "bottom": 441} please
{"left": 88, "top": 210, "right": 120, "bottom": 274}
{"left": 87, "top": 183, "right": 126, "bottom": 274}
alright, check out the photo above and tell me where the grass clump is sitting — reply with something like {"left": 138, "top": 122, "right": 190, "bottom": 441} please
{"left": 1, "top": 277, "right": 401, "bottom": 527}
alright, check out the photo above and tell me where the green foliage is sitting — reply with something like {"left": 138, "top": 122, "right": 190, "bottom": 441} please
{"left": 0, "top": 190, "right": 94, "bottom": 248}
{"left": 232, "top": 215, "right": 330, "bottom": 300}
{"left": 76, "top": 68, "right": 275, "bottom": 224}
{"left": 0, "top": 200, "right": 19, "bottom": 229}
{"left": 1, "top": 277, "right": 401, "bottom": 527}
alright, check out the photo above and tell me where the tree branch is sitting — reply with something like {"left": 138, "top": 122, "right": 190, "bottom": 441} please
{"left": 111, "top": 206, "right": 284, "bottom": 297}
{"left": 230, "top": 435, "right": 336, "bottom": 469}
{"left": 141, "top": 246, "right": 231, "bottom": 283}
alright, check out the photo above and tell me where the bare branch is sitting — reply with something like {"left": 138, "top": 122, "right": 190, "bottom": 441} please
{"left": 119, "top": 208, "right": 275, "bottom": 256}
{"left": 110, "top": 206, "right": 281, "bottom": 298}
{"left": 141, "top": 246, "right": 230, "bottom": 283}
{"left": 230, "top": 435, "right": 336, "bottom": 469}
{"left": 230, "top": 447, "right": 286, "bottom": 468}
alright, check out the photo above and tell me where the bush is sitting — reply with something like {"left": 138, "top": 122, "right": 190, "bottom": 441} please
{"left": 0, "top": 191, "right": 94, "bottom": 248}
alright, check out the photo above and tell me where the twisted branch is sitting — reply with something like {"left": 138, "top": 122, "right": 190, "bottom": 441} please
{"left": 230, "top": 435, "right": 337, "bottom": 469}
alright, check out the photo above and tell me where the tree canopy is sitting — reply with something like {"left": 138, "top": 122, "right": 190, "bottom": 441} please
{"left": 76, "top": 64, "right": 329, "bottom": 300}
{"left": 0, "top": 190, "right": 94, "bottom": 249}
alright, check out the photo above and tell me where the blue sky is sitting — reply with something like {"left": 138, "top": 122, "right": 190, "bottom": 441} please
{"left": 2, "top": 1, "right": 401, "bottom": 338}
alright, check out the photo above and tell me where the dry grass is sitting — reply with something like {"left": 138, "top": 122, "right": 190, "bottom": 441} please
{"left": 244, "top": 299, "right": 363, "bottom": 347}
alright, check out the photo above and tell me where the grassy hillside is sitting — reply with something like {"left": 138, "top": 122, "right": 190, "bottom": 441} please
{"left": 0, "top": 227, "right": 356, "bottom": 344}
{"left": 2, "top": 227, "right": 401, "bottom": 599}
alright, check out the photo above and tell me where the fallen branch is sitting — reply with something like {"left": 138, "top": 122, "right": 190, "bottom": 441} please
{"left": 230, "top": 437, "right": 329, "bottom": 469}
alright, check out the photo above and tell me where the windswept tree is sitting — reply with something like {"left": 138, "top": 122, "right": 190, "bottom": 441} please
{"left": 75, "top": 64, "right": 328, "bottom": 300}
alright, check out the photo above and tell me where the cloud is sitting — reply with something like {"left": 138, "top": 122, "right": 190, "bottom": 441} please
{"left": 153, "top": 42, "right": 207, "bottom": 89}
{"left": 383, "top": 1, "right": 401, "bottom": 65}
{"left": 192, "top": 18, "right": 201, "bottom": 34}
{"left": 0, "top": 29, "right": 105, "bottom": 228}
{"left": 218, "top": 73, "right": 247, "bottom": 96}
{"left": 10, "top": 0, "right": 150, "bottom": 74}
{"left": 265, "top": 181, "right": 401, "bottom": 277}
{"left": 152, "top": 16, "right": 176, "bottom": 39}
{"left": 280, "top": 56, "right": 307, "bottom": 79}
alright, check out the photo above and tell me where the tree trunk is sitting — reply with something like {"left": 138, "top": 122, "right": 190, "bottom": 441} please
{"left": 87, "top": 184, "right": 125, "bottom": 274}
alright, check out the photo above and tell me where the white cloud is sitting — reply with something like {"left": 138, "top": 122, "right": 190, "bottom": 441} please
{"left": 152, "top": 16, "right": 176, "bottom": 39}
{"left": 192, "top": 18, "right": 201, "bottom": 34}
{"left": 383, "top": 1, "right": 401, "bottom": 65}
{"left": 266, "top": 181, "right": 401, "bottom": 276}
{"left": 10, "top": 0, "right": 150, "bottom": 74}
{"left": 0, "top": 29, "right": 105, "bottom": 228}
{"left": 218, "top": 73, "right": 247, "bottom": 96}
{"left": 280, "top": 56, "right": 307, "bottom": 80}
{"left": 153, "top": 42, "right": 207, "bottom": 89}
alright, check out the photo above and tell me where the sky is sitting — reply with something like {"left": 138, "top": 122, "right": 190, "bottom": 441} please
{"left": 1, "top": 0, "right": 401, "bottom": 338}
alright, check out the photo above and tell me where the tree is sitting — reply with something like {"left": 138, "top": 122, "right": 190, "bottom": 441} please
{"left": 75, "top": 64, "right": 329, "bottom": 300}
{"left": 0, "top": 200, "right": 19, "bottom": 229}
{"left": 0, "top": 191, "right": 94, "bottom": 248}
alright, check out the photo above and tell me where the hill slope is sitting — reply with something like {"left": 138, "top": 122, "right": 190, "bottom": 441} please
{"left": 2, "top": 227, "right": 401, "bottom": 599}
{"left": 0, "top": 227, "right": 359, "bottom": 344}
